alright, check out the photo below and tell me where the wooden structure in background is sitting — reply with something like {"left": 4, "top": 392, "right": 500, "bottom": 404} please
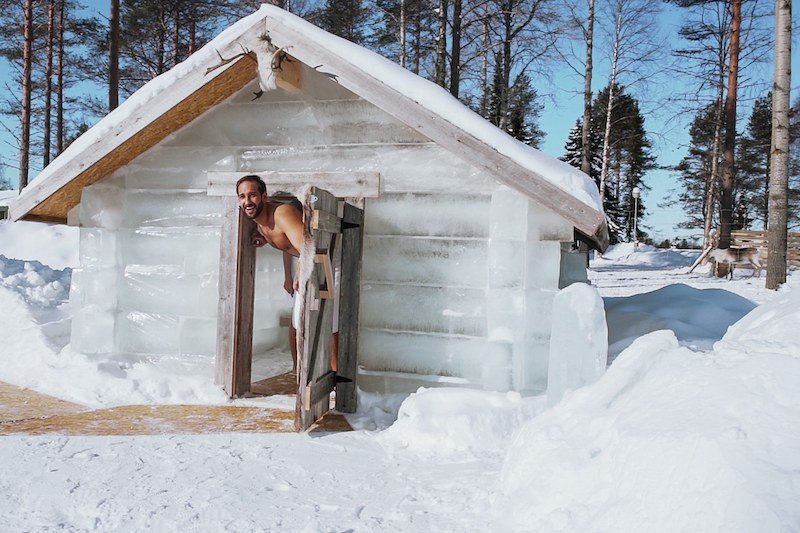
{"left": 732, "top": 230, "right": 800, "bottom": 268}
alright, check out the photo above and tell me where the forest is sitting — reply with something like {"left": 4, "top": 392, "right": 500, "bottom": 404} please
{"left": 0, "top": 0, "right": 796, "bottom": 251}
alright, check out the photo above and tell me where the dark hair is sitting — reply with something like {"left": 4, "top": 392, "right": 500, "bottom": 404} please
{"left": 236, "top": 174, "right": 267, "bottom": 194}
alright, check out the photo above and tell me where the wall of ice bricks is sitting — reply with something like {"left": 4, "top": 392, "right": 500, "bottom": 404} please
{"left": 68, "top": 72, "right": 578, "bottom": 393}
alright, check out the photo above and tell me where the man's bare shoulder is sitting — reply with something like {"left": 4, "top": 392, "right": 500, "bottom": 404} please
{"left": 273, "top": 202, "right": 304, "bottom": 227}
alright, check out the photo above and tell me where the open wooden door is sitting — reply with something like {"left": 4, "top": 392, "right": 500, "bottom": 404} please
{"left": 295, "top": 187, "right": 363, "bottom": 430}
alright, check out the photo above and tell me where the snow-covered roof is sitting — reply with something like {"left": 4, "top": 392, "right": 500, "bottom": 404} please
{"left": 10, "top": 4, "right": 608, "bottom": 249}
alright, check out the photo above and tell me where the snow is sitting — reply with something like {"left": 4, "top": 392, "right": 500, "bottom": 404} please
{"left": 1, "top": 221, "right": 799, "bottom": 531}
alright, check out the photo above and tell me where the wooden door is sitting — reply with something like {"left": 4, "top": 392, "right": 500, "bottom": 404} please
{"left": 295, "top": 187, "right": 363, "bottom": 430}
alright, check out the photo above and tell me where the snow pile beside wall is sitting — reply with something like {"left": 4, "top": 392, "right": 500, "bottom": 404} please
{"left": 0, "top": 220, "right": 78, "bottom": 269}
{"left": 377, "top": 387, "right": 545, "bottom": 459}
{"left": 496, "top": 293, "right": 800, "bottom": 531}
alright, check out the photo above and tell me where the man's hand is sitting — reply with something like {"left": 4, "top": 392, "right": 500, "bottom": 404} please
{"left": 251, "top": 231, "right": 266, "bottom": 248}
{"left": 284, "top": 278, "right": 294, "bottom": 295}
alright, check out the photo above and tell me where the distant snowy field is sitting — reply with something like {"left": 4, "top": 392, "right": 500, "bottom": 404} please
{"left": 1, "top": 220, "right": 799, "bottom": 532}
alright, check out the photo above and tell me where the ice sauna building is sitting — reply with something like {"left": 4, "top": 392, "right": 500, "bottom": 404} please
{"left": 11, "top": 5, "right": 609, "bottom": 395}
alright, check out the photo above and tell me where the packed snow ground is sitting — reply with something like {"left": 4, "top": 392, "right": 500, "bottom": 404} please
{"left": 1, "top": 222, "right": 799, "bottom": 531}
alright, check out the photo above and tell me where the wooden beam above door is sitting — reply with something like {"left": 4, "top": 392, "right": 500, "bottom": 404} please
{"left": 206, "top": 171, "right": 380, "bottom": 198}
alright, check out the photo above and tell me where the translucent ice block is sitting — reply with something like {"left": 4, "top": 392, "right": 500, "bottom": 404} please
{"left": 362, "top": 236, "right": 487, "bottom": 288}
{"left": 360, "top": 283, "right": 486, "bottom": 336}
{"left": 80, "top": 183, "right": 123, "bottom": 229}
{"left": 365, "top": 193, "right": 490, "bottom": 238}
{"left": 359, "top": 330, "right": 503, "bottom": 382}
{"left": 487, "top": 239, "right": 524, "bottom": 289}
{"left": 527, "top": 204, "right": 573, "bottom": 242}
{"left": 166, "top": 100, "right": 428, "bottom": 147}
{"left": 135, "top": 146, "right": 239, "bottom": 171}
{"left": 524, "top": 288, "right": 558, "bottom": 337}
{"left": 490, "top": 188, "right": 527, "bottom": 241}
{"left": 118, "top": 270, "right": 218, "bottom": 317}
{"left": 71, "top": 304, "right": 115, "bottom": 355}
{"left": 524, "top": 241, "right": 562, "bottom": 290}
{"left": 79, "top": 228, "right": 117, "bottom": 268}
{"left": 486, "top": 288, "right": 525, "bottom": 335}
{"left": 179, "top": 317, "right": 217, "bottom": 356}
{"left": 79, "top": 267, "right": 119, "bottom": 311}
{"left": 546, "top": 283, "right": 608, "bottom": 406}
{"left": 119, "top": 227, "right": 221, "bottom": 275}
{"left": 253, "top": 327, "right": 285, "bottom": 354}
{"left": 124, "top": 168, "right": 214, "bottom": 190}
{"left": 116, "top": 310, "right": 181, "bottom": 355}
{"left": 238, "top": 144, "right": 494, "bottom": 194}
{"left": 122, "top": 190, "right": 222, "bottom": 228}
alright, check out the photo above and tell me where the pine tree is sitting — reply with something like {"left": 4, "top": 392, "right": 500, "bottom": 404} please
{"left": 505, "top": 73, "right": 544, "bottom": 148}
{"left": 737, "top": 94, "right": 772, "bottom": 227}
{"left": 590, "top": 84, "right": 654, "bottom": 243}
{"left": 317, "top": 0, "right": 371, "bottom": 45}
{"left": 563, "top": 119, "right": 603, "bottom": 183}
{"left": 674, "top": 103, "right": 721, "bottom": 232}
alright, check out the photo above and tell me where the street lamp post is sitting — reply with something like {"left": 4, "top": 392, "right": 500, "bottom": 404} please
{"left": 632, "top": 186, "right": 641, "bottom": 250}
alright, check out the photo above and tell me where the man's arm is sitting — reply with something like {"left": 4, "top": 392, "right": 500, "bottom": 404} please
{"left": 282, "top": 251, "right": 294, "bottom": 294}
{"left": 275, "top": 204, "right": 305, "bottom": 293}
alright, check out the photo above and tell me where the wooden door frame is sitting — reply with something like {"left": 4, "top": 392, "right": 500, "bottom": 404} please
{"left": 212, "top": 179, "right": 367, "bottom": 427}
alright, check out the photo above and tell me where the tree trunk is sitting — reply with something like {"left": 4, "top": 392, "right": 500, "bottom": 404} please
{"left": 57, "top": 0, "right": 65, "bottom": 154}
{"left": 480, "top": 15, "right": 490, "bottom": 116}
{"left": 581, "top": 0, "right": 596, "bottom": 176}
{"left": 173, "top": 0, "right": 181, "bottom": 66}
{"left": 19, "top": 0, "right": 34, "bottom": 190}
{"left": 44, "top": 0, "right": 56, "bottom": 167}
{"left": 598, "top": 0, "right": 622, "bottom": 206}
{"left": 412, "top": 0, "right": 421, "bottom": 74}
{"left": 717, "top": 0, "right": 741, "bottom": 250}
{"left": 498, "top": 7, "right": 512, "bottom": 129}
{"left": 399, "top": 0, "right": 406, "bottom": 68}
{"left": 703, "top": 57, "right": 727, "bottom": 248}
{"left": 188, "top": 1, "right": 197, "bottom": 54}
{"left": 109, "top": 0, "right": 120, "bottom": 111}
{"left": 449, "top": 0, "right": 461, "bottom": 97}
{"left": 765, "top": 0, "right": 791, "bottom": 289}
{"left": 434, "top": 0, "right": 448, "bottom": 87}
{"left": 157, "top": 7, "right": 166, "bottom": 75}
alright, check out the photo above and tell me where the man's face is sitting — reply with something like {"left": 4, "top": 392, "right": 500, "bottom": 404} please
{"left": 237, "top": 180, "right": 266, "bottom": 219}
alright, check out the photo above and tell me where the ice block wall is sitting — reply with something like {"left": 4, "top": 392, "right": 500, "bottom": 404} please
{"left": 69, "top": 63, "right": 584, "bottom": 393}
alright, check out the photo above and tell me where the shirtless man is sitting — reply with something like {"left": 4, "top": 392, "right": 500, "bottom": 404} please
{"left": 236, "top": 175, "right": 304, "bottom": 371}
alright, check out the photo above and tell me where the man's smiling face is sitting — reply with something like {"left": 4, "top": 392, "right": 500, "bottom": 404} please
{"left": 237, "top": 180, "right": 266, "bottom": 219}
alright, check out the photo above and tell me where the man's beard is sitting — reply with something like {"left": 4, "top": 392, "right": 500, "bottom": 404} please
{"left": 242, "top": 202, "right": 262, "bottom": 219}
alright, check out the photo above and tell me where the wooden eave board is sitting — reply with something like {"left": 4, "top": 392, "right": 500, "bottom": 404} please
{"left": 261, "top": 16, "right": 608, "bottom": 250}
{"left": 10, "top": 23, "right": 264, "bottom": 223}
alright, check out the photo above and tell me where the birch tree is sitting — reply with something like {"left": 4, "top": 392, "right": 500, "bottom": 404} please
{"left": 765, "top": 0, "right": 791, "bottom": 289}
{"left": 596, "top": 0, "right": 662, "bottom": 210}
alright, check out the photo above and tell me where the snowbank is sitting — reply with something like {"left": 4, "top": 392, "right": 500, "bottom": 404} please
{"left": 604, "top": 283, "right": 756, "bottom": 358}
{"left": 0, "top": 220, "right": 78, "bottom": 269}
{"left": 593, "top": 243, "right": 697, "bottom": 268}
{"left": 496, "top": 293, "right": 800, "bottom": 531}
{"left": 378, "top": 387, "right": 545, "bottom": 459}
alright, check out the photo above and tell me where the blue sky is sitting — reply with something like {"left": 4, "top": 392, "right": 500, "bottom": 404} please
{"left": 1, "top": 0, "right": 798, "bottom": 242}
